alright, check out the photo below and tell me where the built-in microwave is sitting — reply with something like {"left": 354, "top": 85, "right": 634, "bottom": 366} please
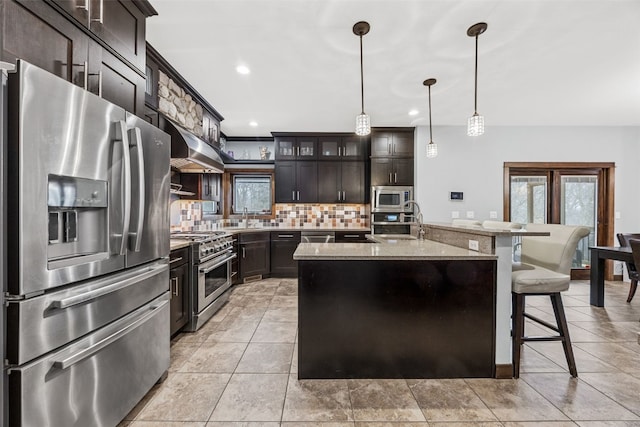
{"left": 371, "top": 186, "right": 414, "bottom": 212}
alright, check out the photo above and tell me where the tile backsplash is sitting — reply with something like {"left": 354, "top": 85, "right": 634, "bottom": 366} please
{"left": 171, "top": 201, "right": 369, "bottom": 231}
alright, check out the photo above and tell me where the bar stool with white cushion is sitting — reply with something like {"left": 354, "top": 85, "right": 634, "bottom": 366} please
{"left": 511, "top": 223, "right": 590, "bottom": 378}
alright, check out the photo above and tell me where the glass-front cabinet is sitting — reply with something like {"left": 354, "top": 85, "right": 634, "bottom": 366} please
{"left": 275, "top": 136, "right": 317, "bottom": 160}
{"left": 318, "top": 135, "right": 366, "bottom": 160}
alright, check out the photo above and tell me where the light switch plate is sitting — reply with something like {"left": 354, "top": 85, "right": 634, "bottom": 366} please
{"left": 489, "top": 211, "right": 497, "bottom": 219}
{"left": 615, "top": 211, "right": 621, "bottom": 219}
{"left": 466, "top": 211, "right": 475, "bottom": 219}
{"left": 468, "top": 240, "right": 479, "bottom": 251}
{"left": 451, "top": 211, "right": 460, "bottom": 218}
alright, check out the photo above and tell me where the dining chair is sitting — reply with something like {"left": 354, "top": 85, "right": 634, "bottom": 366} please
{"left": 616, "top": 233, "right": 640, "bottom": 302}
{"left": 511, "top": 223, "right": 590, "bottom": 378}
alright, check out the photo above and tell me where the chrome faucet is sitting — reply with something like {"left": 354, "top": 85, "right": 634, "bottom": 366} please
{"left": 242, "top": 207, "right": 248, "bottom": 226}
{"left": 403, "top": 200, "right": 425, "bottom": 240}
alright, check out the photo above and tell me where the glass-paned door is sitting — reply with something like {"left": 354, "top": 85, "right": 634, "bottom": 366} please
{"left": 510, "top": 176, "right": 548, "bottom": 224}
{"left": 560, "top": 175, "right": 598, "bottom": 269}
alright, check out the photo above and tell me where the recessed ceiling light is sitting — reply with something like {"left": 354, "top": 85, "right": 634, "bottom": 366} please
{"left": 249, "top": 121, "right": 258, "bottom": 127}
{"left": 408, "top": 109, "right": 419, "bottom": 116}
{"left": 236, "top": 65, "right": 250, "bottom": 75}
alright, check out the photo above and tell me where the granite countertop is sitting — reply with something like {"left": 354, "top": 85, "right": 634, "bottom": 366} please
{"left": 293, "top": 239, "right": 497, "bottom": 261}
{"left": 426, "top": 222, "right": 549, "bottom": 237}
{"left": 170, "top": 240, "right": 191, "bottom": 251}
{"left": 220, "top": 226, "right": 371, "bottom": 234}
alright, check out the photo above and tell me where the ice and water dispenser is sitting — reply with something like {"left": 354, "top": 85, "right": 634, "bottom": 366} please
{"left": 47, "top": 174, "right": 108, "bottom": 263}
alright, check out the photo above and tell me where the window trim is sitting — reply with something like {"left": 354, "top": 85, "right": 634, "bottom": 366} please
{"left": 223, "top": 168, "right": 275, "bottom": 219}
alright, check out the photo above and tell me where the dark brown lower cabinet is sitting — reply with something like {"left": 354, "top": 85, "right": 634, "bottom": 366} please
{"left": 270, "top": 231, "right": 301, "bottom": 277}
{"left": 334, "top": 231, "right": 369, "bottom": 243}
{"left": 169, "top": 247, "right": 189, "bottom": 336}
{"left": 239, "top": 232, "right": 270, "bottom": 282}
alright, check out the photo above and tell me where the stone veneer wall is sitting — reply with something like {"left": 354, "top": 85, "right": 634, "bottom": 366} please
{"left": 157, "top": 71, "right": 205, "bottom": 138}
{"left": 171, "top": 201, "right": 369, "bottom": 231}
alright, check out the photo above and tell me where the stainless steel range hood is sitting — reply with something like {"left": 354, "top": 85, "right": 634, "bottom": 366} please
{"left": 160, "top": 115, "right": 224, "bottom": 173}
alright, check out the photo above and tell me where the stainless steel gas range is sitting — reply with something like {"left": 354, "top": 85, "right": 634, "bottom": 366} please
{"left": 170, "top": 232, "right": 236, "bottom": 331}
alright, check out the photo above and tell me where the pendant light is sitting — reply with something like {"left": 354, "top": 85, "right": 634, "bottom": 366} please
{"left": 353, "top": 21, "right": 371, "bottom": 136}
{"left": 423, "top": 78, "right": 437, "bottom": 158}
{"left": 467, "top": 22, "right": 488, "bottom": 136}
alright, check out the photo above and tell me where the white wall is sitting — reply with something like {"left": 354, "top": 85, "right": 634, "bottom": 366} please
{"left": 414, "top": 125, "right": 640, "bottom": 234}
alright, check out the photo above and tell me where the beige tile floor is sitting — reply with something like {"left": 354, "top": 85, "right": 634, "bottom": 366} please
{"left": 119, "top": 278, "right": 640, "bottom": 427}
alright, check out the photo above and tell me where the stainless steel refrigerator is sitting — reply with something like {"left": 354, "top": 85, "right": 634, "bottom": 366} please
{"left": 4, "top": 60, "right": 171, "bottom": 427}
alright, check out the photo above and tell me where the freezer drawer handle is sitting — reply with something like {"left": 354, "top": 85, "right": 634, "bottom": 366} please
{"left": 50, "top": 264, "right": 167, "bottom": 309}
{"left": 53, "top": 299, "right": 169, "bottom": 370}
{"left": 128, "top": 127, "right": 146, "bottom": 252}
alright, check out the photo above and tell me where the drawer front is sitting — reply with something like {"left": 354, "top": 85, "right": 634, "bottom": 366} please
{"left": 239, "top": 231, "right": 270, "bottom": 243}
{"left": 170, "top": 247, "right": 189, "bottom": 266}
{"left": 335, "top": 231, "right": 369, "bottom": 242}
{"left": 7, "top": 261, "right": 168, "bottom": 365}
{"left": 9, "top": 295, "right": 170, "bottom": 427}
{"left": 270, "top": 231, "right": 301, "bottom": 242}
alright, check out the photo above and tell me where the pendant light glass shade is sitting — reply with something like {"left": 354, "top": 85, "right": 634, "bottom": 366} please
{"left": 355, "top": 113, "right": 370, "bottom": 136}
{"left": 353, "top": 21, "right": 371, "bottom": 136}
{"left": 467, "top": 113, "right": 484, "bottom": 136}
{"left": 467, "top": 22, "right": 487, "bottom": 136}
{"left": 426, "top": 141, "right": 438, "bottom": 158}
{"left": 424, "top": 78, "right": 438, "bottom": 158}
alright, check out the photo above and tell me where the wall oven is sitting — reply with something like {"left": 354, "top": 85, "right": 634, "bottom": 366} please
{"left": 371, "top": 212, "right": 416, "bottom": 236}
{"left": 371, "top": 186, "right": 414, "bottom": 212}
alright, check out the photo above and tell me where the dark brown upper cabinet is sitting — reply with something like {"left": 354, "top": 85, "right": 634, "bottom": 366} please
{"left": 318, "top": 135, "right": 367, "bottom": 161}
{"left": 370, "top": 128, "right": 414, "bottom": 158}
{"left": 51, "top": 0, "right": 148, "bottom": 72}
{"left": 318, "top": 161, "right": 365, "bottom": 204}
{"left": 274, "top": 135, "right": 317, "bottom": 160}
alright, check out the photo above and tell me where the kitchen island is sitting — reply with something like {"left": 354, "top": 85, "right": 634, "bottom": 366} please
{"left": 293, "top": 239, "right": 497, "bottom": 379}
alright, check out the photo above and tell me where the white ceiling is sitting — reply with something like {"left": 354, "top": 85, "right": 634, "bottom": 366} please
{"left": 146, "top": 0, "right": 640, "bottom": 137}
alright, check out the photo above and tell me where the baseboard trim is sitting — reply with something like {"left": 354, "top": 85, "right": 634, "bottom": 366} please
{"left": 495, "top": 364, "right": 513, "bottom": 379}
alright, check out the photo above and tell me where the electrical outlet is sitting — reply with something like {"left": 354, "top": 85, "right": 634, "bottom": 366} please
{"left": 615, "top": 211, "right": 621, "bottom": 219}
{"left": 468, "top": 240, "right": 479, "bottom": 251}
{"left": 489, "top": 211, "right": 497, "bottom": 219}
{"left": 466, "top": 211, "right": 475, "bottom": 219}
{"left": 451, "top": 211, "right": 460, "bottom": 219}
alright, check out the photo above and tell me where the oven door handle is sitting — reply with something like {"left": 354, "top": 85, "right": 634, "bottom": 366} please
{"left": 199, "top": 253, "right": 236, "bottom": 274}
{"left": 53, "top": 299, "right": 168, "bottom": 370}
{"left": 50, "top": 263, "right": 167, "bottom": 309}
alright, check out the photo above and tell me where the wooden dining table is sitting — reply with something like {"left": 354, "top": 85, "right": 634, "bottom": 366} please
{"left": 589, "top": 245, "right": 634, "bottom": 307}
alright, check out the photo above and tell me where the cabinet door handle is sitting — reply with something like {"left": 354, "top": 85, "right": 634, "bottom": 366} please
{"left": 342, "top": 191, "right": 346, "bottom": 200}
{"left": 297, "top": 146, "right": 300, "bottom": 156}
{"left": 83, "top": 61, "right": 88, "bottom": 90}
{"left": 389, "top": 173, "right": 392, "bottom": 183}
{"left": 278, "top": 234, "right": 294, "bottom": 238}
{"left": 338, "top": 147, "right": 342, "bottom": 156}
{"left": 242, "top": 247, "right": 246, "bottom": 258}
{"left": 393, "top": 143, "right": 396, "bottom": 155}
{"left": 171, "top": 277, "right": 179, "bottom": 296}
{"left": 387, "top": 142, "right": 391, "bottom": 154}
{"left": 91, "top": 0, "right": 104, "bottom": 23}
{"left": 76, "top": 0, "right": 89, "bottom": 11}
{"left": 394, "top": 172, "right": 397, "bottom": 183}
{"left": 169, "top": 256, "right": 183, "bottom": 265}
{"left": 337, "top": 191, "right": 341, "bottom": 201}
{"left": 297, "top": 191, "right": 300, "bottom": 201}
{"left": 343, "top": 234, "right": 360, "bottom": 238}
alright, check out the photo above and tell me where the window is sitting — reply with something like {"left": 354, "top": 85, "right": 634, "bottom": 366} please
{"left": 232, "top": 175, "right": 272, "bottom": 214}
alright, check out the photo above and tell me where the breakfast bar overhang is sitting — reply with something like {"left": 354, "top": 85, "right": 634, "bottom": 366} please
{"left": 294, "top": 239, "right": 498, "bottom": 379}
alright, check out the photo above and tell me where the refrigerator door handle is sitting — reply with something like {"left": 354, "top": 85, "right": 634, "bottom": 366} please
{"left": 117, "top": 120, "right": 131, "bottom": 256}
{"left": 52, "top": 299, "right": 169, "bottom": 370}
{"left": 128, "top": 127, "right": 145, "bottom": 252}
{"left": 50, "top": 263, "right": 167, "bottom": 309}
